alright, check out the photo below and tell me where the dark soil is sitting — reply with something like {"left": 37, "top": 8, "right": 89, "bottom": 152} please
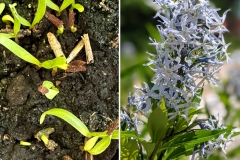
{"left": 0, "top": 0, "right": 119, "bottom": 159}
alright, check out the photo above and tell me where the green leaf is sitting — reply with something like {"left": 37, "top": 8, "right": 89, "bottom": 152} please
{"left": 2, "top": 15, "right": 14, "bottom": 24}
{"left": 31, "top": 0, "right": 46, "bottom": 28}
{"left": 42, "top": 80, "right": 59, "bottom": 100}
{"left": 0, "top": 34, "right": 41, "bottom": 66}
{"left": 160, "top": 128, "right": 232, "bottom": 151}
{"left": 84, "top": 136, "right": 99, "bottom": 151}
{"left": 41, "top": 56, "right": 68, "bottom": 70}
{"left": 9, "top": 4, "right": 31, "bottom": 27}
{"left": 88, "top": 135, "right": 111, "bottom": 155}
{"left": 13, "top": 17, "right": 20, "bottom": 37}
{"left": 165, "top": 144, "right": 196, "bottom": 160}
{"left": 141, "top": 140, "right": 155, "bottom": 157}
{"left": 59, "top": 0, "right": 74, "bottom": 13}
{"left": 46, "top": 0, "right": 59, "bottom": 11}
{"left": 147, "top": 101, "right": 168, "bottom": 142}
{"left": 72, "top": 3, "right": 84, "bottom": 12}
{"left": 111, "top": 130, "right": 119, "bottom": 139}
{"left": 40, "top": 108, "right": 91, "bottom": 137}
{"left": 0, "top": 3, "right": 5, "bottom": 15}
{"left": 121, "top": 136, "right": 139, "bottom": 160}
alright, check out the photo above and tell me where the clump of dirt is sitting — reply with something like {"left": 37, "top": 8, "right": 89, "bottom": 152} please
{"left": 0, "top": 0, "right": 119, "bottom": 159}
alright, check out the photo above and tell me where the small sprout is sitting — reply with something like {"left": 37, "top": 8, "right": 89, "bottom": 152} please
{"left": 2, "top": 15, "right": 14, "bottom": 25}
{"left": 38, "top": 81, "right": 59, "bottom": 100}
{"left": 41, "top": 135, "right": 58, "bottom": 151}
{"left": 87, "top": 136, "right": 111, "bottom": 155}
{"left": 0, "top": 33, "right": 41, "bottom": 66}
{"left": 67, "top": 39, "right": 84, "bottom": 63}
{"left": 9, "top": 3, "right": 31, "bottom": 39}
{"left": 45, "top": 0, "right": 59, "bottom": 11}
{"left": 45, "top": 12, "right": 64, "bottom": 35}
{"left": 0, "top": 3, "right": 5, "bottom": 15}
{"left": 40, "top": 108, "right": 91, "bottom": 137}
{"left": 70, "top": 1, "right": 84, "bottom": 13}
{"left": 47, "top": 32, "right": 65, "bottom": 58}
{"left": 68, "top": 10, "right": 76, "bottom": 32}
{"left": 31, "top": 0, "right": 46, "bottom": 28}
{"left": 82, "top": 34, "right": 94, "bottom": 64}
{"left": 35, "top": 128, "right": 55, "bottom": 141}
{"left": 66, "top": 60, "right": 86, "bottom": 73}
{"left": 41, "top": 134, "right": 49, "bottom": 145}
{"left": 84, "top": 136, "right": 99, "bottom": 151}
{"left": 20, "top": 140, "right": 32, "bottom": 146}
{"left": 57, "top": 0, "right": 74, "bottom": 16}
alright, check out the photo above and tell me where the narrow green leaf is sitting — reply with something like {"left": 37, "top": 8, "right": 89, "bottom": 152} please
{"left": 59, "top": 0, "right": 74, "bottom": 13}
{"left": 0, "top": 34, "right": 41, "bottom": 66}
{"left": 88, "top": 136, "right": 111, "bottom": 155}
{"left": 40, "top": 108, "right": 91, "bottom": 137}
{"left": 165, "top": 144, "right": 195, "bottom": 160}
{"left": 46, "top": 0, "right": 59, "bottom": 11}
{"left": 9, "top": 4, "right": 31, "bottom": 27}
{"left": 0, "top": 3, "right": 5, "bottom": 15}
{"left": 13, "top": 18, "right": 20, "bottom": 37}
{"left": 160, "top": 128, "right": 232, "bottom": 151}
{"left": 73, "top": 3, "right": 84, "bottom": 12}
{"left": 90, "top": 131, "right": 108, "bottom": 137}
{"left": 121, "top": 130, "right": 139, "bottom": 140}
{"left": 84, "top": 136, "right": 99, "bottom": 151}
{"left": 147, "top": 102, "right": 168, "bottom": 142}
{"left": 31, "top": 0, "right": 46, "bottom": 28}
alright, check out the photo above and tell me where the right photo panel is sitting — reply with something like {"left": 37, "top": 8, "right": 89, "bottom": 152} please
{"left": 120, "top": 0, "right": 240, "bottom": 159}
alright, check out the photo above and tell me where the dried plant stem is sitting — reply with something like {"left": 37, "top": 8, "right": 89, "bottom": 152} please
{"left": 82, "top": 34, "right": 94, "bottom": 64}
{"left": 66, "top": 39, "right": 84, "bottom": 63}
{"left": 47, "top": 32, "right": 65, "bottom": 58}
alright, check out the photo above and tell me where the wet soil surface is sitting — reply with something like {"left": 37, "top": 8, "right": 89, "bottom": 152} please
{"left": 0, "top": 0, "right": 119, "bottom": 159}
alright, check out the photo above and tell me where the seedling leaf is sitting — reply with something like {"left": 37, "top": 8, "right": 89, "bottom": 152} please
{"left": 88, "top": 136, "right": 111, "bottom": 155}
{"left": 9, "top": 4, "right": 31, "bottom": 27}
{"left": 0, "top": 34, "right": 41, "bottom": 66}
{"left": 72, "top": 3, "right": 84, "bottom": 12}
{"left": 41, "top": 56, "right": 68, "bottom": 70}
{"left": 2, "top": 15, "right": 14, "bottom": 24}
{"left": 31, "top": 0, "right": 46, "bottom": 28}
{"left": 84, "top": 136, "right": 99, "bottom": 151}
{"left": 0, "top": 3, "right": 5, "bottom": 15}
{"left": 46, "top": 0, "right": 59, "bottom": 11}
{"left": 40, "top": 108, "right": 91, "bottom": 137}
{"left": 59, "top": 0, "right": 74, "bottom": 13}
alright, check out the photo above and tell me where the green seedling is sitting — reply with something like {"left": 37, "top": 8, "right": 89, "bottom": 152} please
{"left": 9, "top": 3, "right": 31, "bottom": 39}
{"left": 2, "top": 15, "right": 14, "bottom": 25}
{"left": 0, "top": 3, "right": 5, "bottom": 15}
{"left": 0, "top": 33, "right": 68, "bottom": 71}
{"left": 38, "top": 81, "right": 59, "bottom": 100}
{"left": 40, "top": 108, "right": 119, "bottom": 155}
{"left": 31, "top": 0, "right": 46, "bottom": 28}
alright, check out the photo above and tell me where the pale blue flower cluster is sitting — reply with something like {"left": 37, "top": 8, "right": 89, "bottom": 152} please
{"left": 122, "top": 0, "right": 234, "bottom": 158}
{"left": 127, "top": 0, "right": 230, "bottom": 121}
{"left": 193, "top": 114, "right": 234, "bottom": 159}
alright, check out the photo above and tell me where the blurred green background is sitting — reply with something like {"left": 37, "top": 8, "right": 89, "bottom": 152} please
{"left": 121, "top": 0, "right": 240, "bottom": 159}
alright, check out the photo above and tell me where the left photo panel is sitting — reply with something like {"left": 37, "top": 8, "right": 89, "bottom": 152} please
{"left": 0, "top": 0, "right": 119, "bottom": 160}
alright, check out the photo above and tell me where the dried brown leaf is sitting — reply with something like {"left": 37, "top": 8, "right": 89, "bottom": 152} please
{"left": 66, "top": 60, "right": 86, "bottom": 72}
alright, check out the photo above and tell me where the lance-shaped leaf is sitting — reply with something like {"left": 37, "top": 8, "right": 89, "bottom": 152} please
{"left": 31, "top": 0, "right": 46, "bottom": 28}
{"left": 40, "top": 108, "right": 91, "bottom": 137}
{"left": 0, "top": 34, "right": 41, "bottom": 66}
{"left": 88, "top": 135, "right": 111, "bottom": 155}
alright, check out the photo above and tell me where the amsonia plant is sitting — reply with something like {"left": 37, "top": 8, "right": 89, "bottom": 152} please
{"left": 121, "top": 0, "right": 240, "bottom": 160}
